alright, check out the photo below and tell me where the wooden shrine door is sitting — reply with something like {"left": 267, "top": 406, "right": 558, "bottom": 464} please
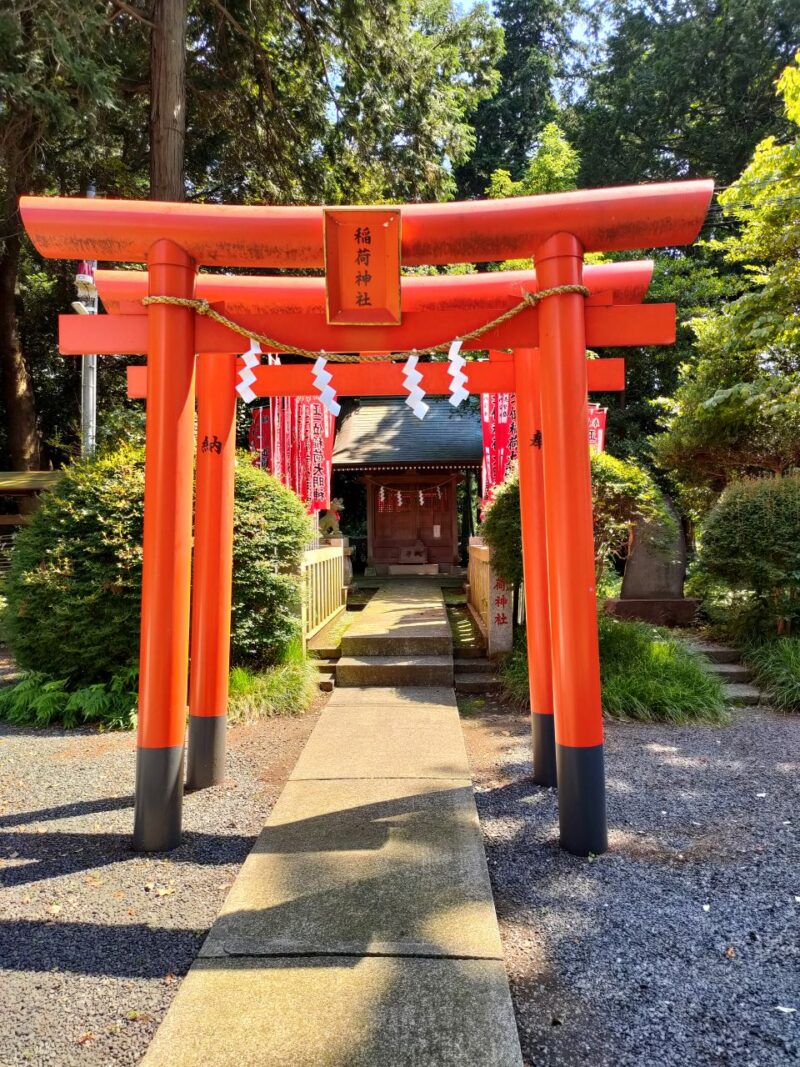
{"left": 366, "top": 473, "right": 459, "bottom": 568}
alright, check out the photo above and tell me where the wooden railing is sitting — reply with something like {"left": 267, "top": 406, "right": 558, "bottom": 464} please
{"left": 467, "top": 538, "right": 491, "bottom": 641}
{"left": 467, "top": 536, "right": 514, "bottom": 656}
{"left": 301, "top": 544, "right": 346, "bottom": 644}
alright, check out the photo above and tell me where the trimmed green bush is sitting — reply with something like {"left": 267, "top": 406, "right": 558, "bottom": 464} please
{"left": 501, "top": 615, "right": 727, "bottom": 724}
{"left": 481, "top": 452, "right": 673, "bottom": 587}
{"left": 231, "top": 458, "right": 313, "bottom": 666}
{"left": 2, "top": 446, "right": 313, "bottom": 724}
{"left": 699, "top": 474, "right": 800, "bottom": 635}
{"left": 746, "top": 638, "right": 800, "bottom": 711}
{"left": 479, "top": 471, "right": 522, "bottom": 586}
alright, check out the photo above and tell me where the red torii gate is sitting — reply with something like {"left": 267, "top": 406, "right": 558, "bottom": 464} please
{"left": 105, "top": 261, "right": 644, "bottom": 797}
{"left": 20, "top": 181, "right": 713, "bottom": 858}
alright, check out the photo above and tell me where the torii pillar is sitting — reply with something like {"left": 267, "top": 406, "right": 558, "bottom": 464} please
{"left": 134, "top": 241, "right": 196, "bottom": 851}
{"left": 533, "top": 235, "right": 606, "bottom": 855}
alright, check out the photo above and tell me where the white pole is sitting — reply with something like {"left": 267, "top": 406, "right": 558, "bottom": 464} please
{"left": 77, "top": 182, "right": 98, "bottom": 454}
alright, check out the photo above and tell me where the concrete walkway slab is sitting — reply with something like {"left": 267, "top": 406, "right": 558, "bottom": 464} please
{"left": 140, "top": 673, "right": 523, "bottom": 1065}
{"left": 141, "top": 956, "right": 523, "bottom": 1067}
{"left": 200, "top": 777, "right": 501, "bottom": 959}
{"left": 342, "top": 580, "right": 453, "bottom": 657}
{"left": 326, "top": 685, "right": 458, "bottom": 707}
{"left": 290, "top": 702, "right": 471, "bottom": 781}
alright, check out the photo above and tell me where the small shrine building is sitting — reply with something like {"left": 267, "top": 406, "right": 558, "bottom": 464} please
{"left": 331, "top": 396, "right": 481, "bottom": 574}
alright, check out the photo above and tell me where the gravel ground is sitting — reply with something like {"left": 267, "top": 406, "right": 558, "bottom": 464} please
{"left": 1, "top": 693, "right": 798, "bottom": 1067}
{"left": 0, "top": 712, "right": 319, "bottom": 1067}
{"left": 460, "top": 701, "right": 800, "bottom": 1067}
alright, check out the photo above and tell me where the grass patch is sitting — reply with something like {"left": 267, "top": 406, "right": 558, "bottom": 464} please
{"left": 457, "top": 694, "right": 487, "bottom": 716}
{"left": 745, "top": 638, "right": 800, "bottom": 711}
{"left": 501, "top": 616, "right": 728, "bottom": 724}
{"left": 441, "top": 587, "right": 467, "bottom": 606}
{"left": 446, "top": 604, "right": 484, "bottom": 652}
{"left": 228, "top": 655, "right": 318, "bottom": 723}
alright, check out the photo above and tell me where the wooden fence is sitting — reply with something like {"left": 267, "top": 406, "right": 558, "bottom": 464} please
{"left": 301, "top": 544, "right": 346, "bottom": 645}
{"left": 467, "top": 536, "right": 514, "bottom": 656}
{"left": 467, "top": 538, "right": 491, "bottom": 641}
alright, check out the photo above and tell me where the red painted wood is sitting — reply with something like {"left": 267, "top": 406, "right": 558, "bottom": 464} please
{"left": 126, "top": 356, "right": 626, "bottom": 400}
{"left": 63, "top": 302, "right": 674, "bottom": 355}
{"left": 21, "top": 180, "right": 713, "bottom": 266}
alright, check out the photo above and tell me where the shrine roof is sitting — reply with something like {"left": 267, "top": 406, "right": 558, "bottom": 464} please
{"left": 333, "top": 397, "right": 482, "bottom": 469}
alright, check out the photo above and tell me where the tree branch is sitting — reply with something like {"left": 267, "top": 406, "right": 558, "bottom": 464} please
{"left": 108, "top": 0, "right": 154, "bottom": 28}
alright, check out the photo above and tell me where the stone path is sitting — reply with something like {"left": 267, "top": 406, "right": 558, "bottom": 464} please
{"left": 337, "top": 579, "right": 455, "bottom": 687}
{"left": 141, "top": 684, "right": 523, "bottom": 1066}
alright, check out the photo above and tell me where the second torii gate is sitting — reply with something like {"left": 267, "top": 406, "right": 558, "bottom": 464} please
{"left": 20, "top": 180, "right": 713, "bottom": 858}
{"left": 103, "top": 261, "right": 644, "bottom": 799}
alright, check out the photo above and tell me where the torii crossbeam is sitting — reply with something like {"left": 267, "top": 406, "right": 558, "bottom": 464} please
{"left": 20, "top": 179, "right": 714, "bottom": 858}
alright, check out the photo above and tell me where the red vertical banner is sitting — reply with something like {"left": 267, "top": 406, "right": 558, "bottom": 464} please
{"left": 250, "top": 395, "right": 334, "bottom": 513}
{"left": 481, "top": 392, "right": 517, "bottom": 504}
{"left": 587, "top": 403, "right": 608, "bottom": 452}
{"left": 248, "top": 406, "right": 268, "bottom": 468}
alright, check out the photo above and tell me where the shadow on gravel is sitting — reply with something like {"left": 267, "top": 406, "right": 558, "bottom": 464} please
{"left": 0, "top": 829, "right": 256, "bottom": 887}
{"left": 0, "top": 917, "right": 205, "bottom": 977}
{"left": 0, "top": 794, "right": 135, "bottom": 829}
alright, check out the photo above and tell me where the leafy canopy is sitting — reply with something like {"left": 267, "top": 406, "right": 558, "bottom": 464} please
{"left": 653, "top": 53, "right": 800, "bottom": 501}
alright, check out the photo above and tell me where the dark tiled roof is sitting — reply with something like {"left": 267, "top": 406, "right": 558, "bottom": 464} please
{"left": 333, "top": 397, "right": 482, "bottom": 467}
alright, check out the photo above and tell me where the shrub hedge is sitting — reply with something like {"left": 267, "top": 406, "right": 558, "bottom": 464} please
{"left": 699, "top": 474, "right": 800, "bottom": 635}
{"left": 481, "top": 451, "right": 673, "bottom": 588}
{"left": 3, "top": 445, "right": 313, "bottom": 688}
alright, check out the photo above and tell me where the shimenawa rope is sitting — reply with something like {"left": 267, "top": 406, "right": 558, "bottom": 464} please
{"left": 141, "top": 284, "right": 590, "bottom": 363}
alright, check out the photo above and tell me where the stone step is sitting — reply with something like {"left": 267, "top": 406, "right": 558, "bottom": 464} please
{"left": 308, "top": 645, "right": 342, "bottom": 661}
{"left": 455, "top": 674, "right": 502, "bottom": 694}
{"left": 687, "top": 640, "right": 740, "bottom": 664}
{"left": 453, "top": 644, "right": 488, "bottom": 659}
{"left": 336, "top": 656, "right": 455, "bottom": 688}
{"left": 342, "top": 633, "right": 453, "bottom": 657}
{"left": 724, "top": 682, "right": 762, "bottom": 706}
{"left": 708, "top": 662, "right": 753, "bottom": 683}
{"left": 454, "top": 658, "right": 494, "bottom": 674}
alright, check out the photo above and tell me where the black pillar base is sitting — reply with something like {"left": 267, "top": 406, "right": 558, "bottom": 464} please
{"left": 186, "top": 714, "right": 227, "bottom": 791}
{"left": 555, "top": 743, "right": 608, "bottom": 856}
{"left": 133, "top": 745, "right": 184, "bottom": 852}
{"left": 531, "top": 713, "right": 557, "bottom": 787}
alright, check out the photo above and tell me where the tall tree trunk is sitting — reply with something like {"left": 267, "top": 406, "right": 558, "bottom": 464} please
{"left": 0, "top": 174, "right": 42, "bottom": 471}
{"left": 150, "top": 0, "right": 187, "bottom": 201}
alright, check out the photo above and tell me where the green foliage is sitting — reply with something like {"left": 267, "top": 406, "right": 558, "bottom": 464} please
{"left": 0, "top": 669, "right": 138, "bottom": 730}
{"left": 596, "top": 616, "right": 727, "bottom": 723}
{"left": 227, "top": 658, "right": 318, "bottom": 723}
{"left": 456, "top": 0, "right": 582, "bottom": 196}
{"left": 501, "top": 616, "right": 727, "bottom": 724}
{"left": 480, "top": 452, "right": 673, "bottom": 587}
{"left": 571, "top": 0, "right": 799, "bottom": 188}
{"left": 698, "top": 474, "right": 800, "bottom": 635}
{"left": 3, "top": 445, "right": 145, "bottom": 685}
{"left": 485, "top": 122, "right": 580, "bottom": 198}
{"left": 746, "top": 638, "right": 800, "bottom": 711}
{"left": 3, "top": 446, "right": 314, "bottom": 686}
{"left": 479, "top": 470, "right": 523, "bottom": 587}
{"left": 653, "top": 54, "right": 800, "bottom": 502}
{"left": 231, "top": 456, "right": 313, "bottom": 666}
{"left": 485, "top": 122, "right": 580, "bottom": 272}
{"left": 590, "top": 451, "right": 676, "bottom": 578}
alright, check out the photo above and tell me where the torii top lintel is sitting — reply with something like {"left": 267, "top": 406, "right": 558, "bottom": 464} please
{"left": 20, "top": 180, "right": 713, "bottom": 269}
